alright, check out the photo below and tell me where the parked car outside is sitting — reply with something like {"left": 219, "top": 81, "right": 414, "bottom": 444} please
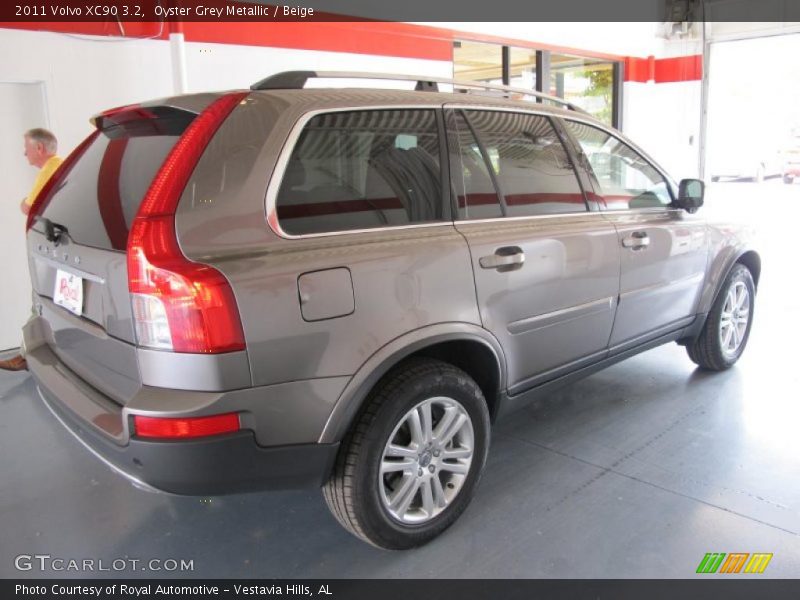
{"left": 23, "top": 72, "right": 760, "bottom": 549}
{"left": 780, "top": 127, "right": 800, "bottom": 184}
{"left": 708, "top": 138, "right": 782, "bottom": 182}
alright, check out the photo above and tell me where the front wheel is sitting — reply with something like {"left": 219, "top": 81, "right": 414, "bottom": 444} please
{"left": 687, "top": 264, "right": 755, "bottom": 370}
{"left": 322, "top": 358, "right": 490, "bottom": 549}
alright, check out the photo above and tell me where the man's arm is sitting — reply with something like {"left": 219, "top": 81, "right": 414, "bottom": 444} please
{"left": 20, "top": 198, "right": 30, "bottom": 215}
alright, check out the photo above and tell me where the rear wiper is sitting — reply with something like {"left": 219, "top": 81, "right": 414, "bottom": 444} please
{"left": 33, "top": 216, "right": 70, "bottom": 245}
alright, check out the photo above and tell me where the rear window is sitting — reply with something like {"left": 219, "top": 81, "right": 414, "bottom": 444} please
{"left": 39, "top": 109, "right": 194, "bottom": 251}
{"left": 275, "top": 109, "right": 444, "bottom": 236}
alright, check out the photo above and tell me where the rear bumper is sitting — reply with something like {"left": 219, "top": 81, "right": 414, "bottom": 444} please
{"left": 39, "top": 383, "right": 338, "bottom": 495}
{"left": 25, "top": 331, "right": 339, "bottom": 496}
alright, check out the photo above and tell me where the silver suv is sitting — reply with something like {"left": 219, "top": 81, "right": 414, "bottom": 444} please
{"left": 23, "top": 71, "right": 760, "bottom": 549}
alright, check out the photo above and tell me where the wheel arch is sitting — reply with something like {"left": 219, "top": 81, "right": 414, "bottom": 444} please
{"left": 735, "top": 250, "right": 761, "bottom": 288}
{"left": 686, "top": 247, "right": 761, "bottom": 344}
{"left": 710, "top": 249, "right": 761, "bottom": 309}
{"left": 318, "top": 324, "right": 507, "bottom": 444}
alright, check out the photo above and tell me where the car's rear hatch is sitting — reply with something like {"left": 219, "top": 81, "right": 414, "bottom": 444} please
{"left": 26, "top": 100, "right": 209, "bottom": 405}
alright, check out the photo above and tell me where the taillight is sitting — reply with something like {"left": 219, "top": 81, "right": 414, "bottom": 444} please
{"left": 133, "top": 413, "right": 241, "bottom": 439}
{"left": 26, "top": 130, "right": 100, "bottom": 232}
{"left": 128, "top": 92, "right": 248, "bottom": 354}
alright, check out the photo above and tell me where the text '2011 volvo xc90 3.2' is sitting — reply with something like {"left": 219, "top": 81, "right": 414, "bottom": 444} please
{"left": 23, "top": 71, "right": 760, "bottom": 549}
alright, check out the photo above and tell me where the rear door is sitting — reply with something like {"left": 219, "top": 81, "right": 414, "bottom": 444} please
{"left": 445, "top": 107, "right": 621, "bottom": 395}
{"left": 562, "top": 119, "right": 709, "bottom": 349}
{"left": 26, "top": 105, "right": 199, "bottom": 404}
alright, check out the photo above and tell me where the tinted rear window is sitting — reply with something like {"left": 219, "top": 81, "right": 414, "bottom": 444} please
{"left": 39, "top": 110, "right": 194, "bottom": 251}
{"left": 276, "top": 109, "right": 444, "bottom": 236}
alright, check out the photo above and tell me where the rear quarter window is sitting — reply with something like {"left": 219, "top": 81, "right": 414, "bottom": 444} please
{"left": 275, "top": 109, "right": 445, "bottom": 236}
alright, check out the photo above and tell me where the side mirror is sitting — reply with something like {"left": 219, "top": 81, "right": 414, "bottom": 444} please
{"left": 676, "top": 178, "right": 704, "bottom": 213}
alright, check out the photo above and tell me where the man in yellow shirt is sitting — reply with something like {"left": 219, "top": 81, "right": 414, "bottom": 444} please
{"left": 20, "top": 128, "right": 64, "bottom": 215}
{"left": 0, "top": 128, "right": 63, "bottom": 371}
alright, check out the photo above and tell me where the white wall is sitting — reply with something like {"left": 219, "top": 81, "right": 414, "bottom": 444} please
{"left": 0, "top": 28, "right": 453, "bottom": 152}
{"left": 420, "top": 22, "right": 666, "bottom": 58}
{"left": 182, "top": 40, "right": 452, "bottom": 92}
{"left": 0, "top": 82, "right": 46, "bottom": 350}
{"left": 0, "top": 29, "right": 173, "bottom": 156}
{"left": 623, "top": 80, "right": 702, "bottom": 179}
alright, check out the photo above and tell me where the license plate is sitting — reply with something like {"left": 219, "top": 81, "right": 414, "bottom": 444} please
{"left": 53, "top": 269, "right": 84, "bottom": 316}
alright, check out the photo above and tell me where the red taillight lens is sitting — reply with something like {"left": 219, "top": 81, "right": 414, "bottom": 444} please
{"left": 128, "top": 92, "right": 248, "bottom": 354}
{"left": 128, "top": 216, "right": 246, "bottom": 353}
{"left": 26, "top": 130, "right": 100, "bottom": 231}
{"left": 133, "top": 413, "right": 240, "bottom": 439}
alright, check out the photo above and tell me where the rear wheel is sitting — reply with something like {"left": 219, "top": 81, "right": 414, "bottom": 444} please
{"left": 322, "top": 358, "right": 490, "bottom": 549}
{"left": 687, "top": 264, "right": 755, "bottom": 370}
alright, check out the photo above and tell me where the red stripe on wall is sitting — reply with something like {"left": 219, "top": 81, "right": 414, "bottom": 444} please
{"left": 625, "top": 54, "right": 702, "bottom": 83}
{"left": 181, "top": 21, "right": 452, "bottom": 61}
{"left": 0, "top": 21, "right": 625, "bottom": 63}
{"left": 654, "top": 54, "right": 703, "bottom": 83}
{"left": 0, "top": 21, "right": 455, "bottom": 60}
{"left": 0, "top": 21, "right": 167, "bottom": 38}
{"left": 1, "top": 21, "right": 700, "bottom": 81}
{"left": 624, "top": 56, "right": 653, "bottom": 83}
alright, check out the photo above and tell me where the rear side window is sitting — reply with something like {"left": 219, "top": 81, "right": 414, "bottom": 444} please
{"left": 39, "top": 109, "right": 194, "bottom": 251}
{"left": 451, "top": 110, "right": 587, "bottom": 219}
{"left": 276, "top": 109, "right": 444, "bottom": 236}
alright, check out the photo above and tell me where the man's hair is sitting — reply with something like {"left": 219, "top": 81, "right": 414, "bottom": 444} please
{"left": 25, "top": 128, "right": 58, "bottom": 154}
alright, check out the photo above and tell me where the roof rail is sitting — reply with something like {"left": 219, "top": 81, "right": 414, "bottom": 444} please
{"left": 249, "top": 70, "right": 589, "bottom": 114}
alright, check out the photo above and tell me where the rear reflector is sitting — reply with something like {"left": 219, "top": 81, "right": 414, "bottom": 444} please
{"left": 133, "top": 413, "right": 241, "bottom": 439}
{"left": 127, "top": 92, "right": 248, "bottom": 354}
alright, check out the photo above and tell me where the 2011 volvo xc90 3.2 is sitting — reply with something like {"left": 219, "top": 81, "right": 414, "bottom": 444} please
{"left": 23, "top": 71, "right": 760, "bottom": 549}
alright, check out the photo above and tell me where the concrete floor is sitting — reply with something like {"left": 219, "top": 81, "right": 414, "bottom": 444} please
{"left": 1, "top": 180, "right": 799, "bottom": 578}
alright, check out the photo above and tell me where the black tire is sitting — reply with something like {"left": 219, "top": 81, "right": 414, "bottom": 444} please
{"left": 687, "top": 263, "right": 755, "bottom": 370}
{"left": 322, "top": 358, "right": 490, "bottom": 549}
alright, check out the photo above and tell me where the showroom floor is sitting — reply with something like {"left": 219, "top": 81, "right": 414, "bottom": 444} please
{"left": 1, "top": 181, "right": 798, "bottom": 578}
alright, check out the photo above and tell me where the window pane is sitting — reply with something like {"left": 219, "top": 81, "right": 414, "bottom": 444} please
{"left": 508, "top": 46, "right": 537, "bottom": 91}
{"left": 564, "top": 120, "right": 671, "bottom": 210}
{"left": 458, "top": 110, "right": 587, "bottom": 218}
{"left": 550, "top": 55, "right": 615, "bottom": 125}
{"left": 453, "top": 40, "right": 503, "bottom": 88}
{"left": 276, "top": 110, "right": 443, "bottom": 235}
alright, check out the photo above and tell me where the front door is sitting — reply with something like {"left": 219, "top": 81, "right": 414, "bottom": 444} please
{"left": 562, "top": 119, "right": 709, "bottom": 350}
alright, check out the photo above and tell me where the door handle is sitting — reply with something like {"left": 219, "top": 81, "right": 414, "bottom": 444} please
{"left": 479, "top": 246, "right": 525, "bottom": 271}
{"left": 621, "top": 231, "right": 650, "bottom": 249}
